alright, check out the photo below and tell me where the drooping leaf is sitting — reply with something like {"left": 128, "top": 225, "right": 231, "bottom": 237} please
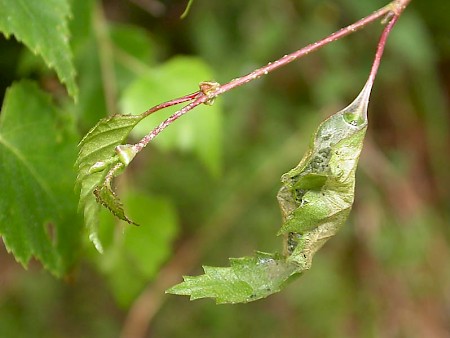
{"left": 0, "top": 0, "right": 78, "bottom": 99}
{"left": 168, "top": 80, "right": 373, "bottom": 303}
{"left": 167, "top": 252, "right": 298, "bottom": 304}
{"left": 76, "top": 114, "right": 143, "bottom": 251}
{"left": 95, "top": 191, "right": 178, "bottom": 307}
{"left": 120, "top": 56, "right": 223, "bottom": 176}
{"left": 0, "top": 81, "right": 81, "bottom": 276}
{"left": 277, "top": 81, "right": 371, "bottom": 239}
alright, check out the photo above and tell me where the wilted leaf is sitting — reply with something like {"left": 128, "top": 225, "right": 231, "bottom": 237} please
{"left": 0, "top": 0, "right": 78, "bottom": 99}
{"left": 168, "top": 80, "right": 373, "bottom": 303}
{"left": 0, "top": 81, "right": 81, "bottom": 276}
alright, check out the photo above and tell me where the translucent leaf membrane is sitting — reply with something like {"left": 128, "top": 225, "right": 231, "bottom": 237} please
{"left": 168, "top": 80, "right": 373, "bottom": 303}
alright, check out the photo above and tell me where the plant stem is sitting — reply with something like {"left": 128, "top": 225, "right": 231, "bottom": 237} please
{"left": 216, "top": 5, "right": 389, "bottom": 95}
{"left": 368, "top": 0, "right": 411, "bottom": 85}
{"left": 141, "top": 91, "right": 200, "bottom": 118}
{"left": 133, "top": 97, "right": 203, "bottom": 152}
{"left": 369, "top": 15, "right": 399, "bottom": 85}
{"left": 133, "top": 0, "right": 411, "bottom": 153}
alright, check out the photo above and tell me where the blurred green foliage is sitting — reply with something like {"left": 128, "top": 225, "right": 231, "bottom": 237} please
{"left": 0, "top": 0, "right": 449, "bottom": 337}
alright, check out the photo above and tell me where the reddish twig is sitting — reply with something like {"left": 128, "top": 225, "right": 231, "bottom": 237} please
{"left": 368, "top": 14, "right": 399, "bottom": 84}
{"left": 132, "top": 3, "right": 396, "bottom": 153}
{"left": 141, "top": 91, "right": 200, "bottom": 118}
{"left": 133, "top": 0, "right": 412, "bottom": 155}
{"left": 121, "top": 1, "right": 413, "bottom": 337}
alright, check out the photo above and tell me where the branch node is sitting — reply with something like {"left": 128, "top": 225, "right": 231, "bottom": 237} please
{"left": 381, "top": 11, "right": 395, "bottom": 25}
{"left": 199, "top": 81, "right": 220, "bottom": 105}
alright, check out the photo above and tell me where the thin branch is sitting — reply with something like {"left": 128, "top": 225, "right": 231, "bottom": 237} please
{"left": 132, "top": 2, "right": 394, "bottom": 153}
{"left": 133, "top": 96, "right": 202, "bottom": 152}
{"left": 368, "top": 0, "right": 412, "bottom": 85}
{"left": 141, "top": 91, "right": 200, "bottom": 118}
{"left": 215, "top": 4, "right": 391, "bottom": 95}
{"left": 368, "top": 15, "right": 398, "bottom": 84}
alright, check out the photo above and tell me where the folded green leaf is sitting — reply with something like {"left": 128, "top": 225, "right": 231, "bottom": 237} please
{"left": 277, "top": 81, "right": 371, "bottom": 240}
{"left": 76, "top": 114, "right": 143, "bottom": 251}
{"left": 168, "top": 80, "right": 373, "bottom": 303}
{"left": 94, "top": 163, "right": 138, "bottom": 226}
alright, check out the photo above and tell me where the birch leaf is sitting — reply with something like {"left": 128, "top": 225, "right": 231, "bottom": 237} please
{"left": 167, "top": 80, "right": 373, "bottom": 303}
{"left": 0, "top": 81, "right": 81, "bottom": 276}
{"left": 76, "top": 114, "right": 143, "bottom": 251}
{"left": 167, "top": 252, "right": 298, "bottom": 304}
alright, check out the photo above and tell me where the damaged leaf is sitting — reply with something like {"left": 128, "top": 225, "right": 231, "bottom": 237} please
{"left": 167, "top": 80, "right": 373, "bottom": 303}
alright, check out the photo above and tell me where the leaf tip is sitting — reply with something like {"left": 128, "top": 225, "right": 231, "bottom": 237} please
{"left": 89, "top": 232, "right": 104, "bottom": 254}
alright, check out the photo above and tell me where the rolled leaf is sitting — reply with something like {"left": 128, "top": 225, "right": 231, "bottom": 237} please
{"left": 167, "top": 80, "right": 373, "bottom": 303}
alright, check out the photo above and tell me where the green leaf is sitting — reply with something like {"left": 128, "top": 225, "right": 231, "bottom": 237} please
{"left": 167, "top": 252, "right": 298, "bottom": 304}
{"left": 120, "top": 56, "right": 223, "bottom": 176}
{"left": 76, "top": 114, "right": 143, "bottom": 251}
{"left": 96, "top": 191, "right": 178, "bottom": 307}
{"left": 0, "top": 81, "right": 81, "bottom": 276}
{"left": 168, "top": 80, "right": 373, "bottom": 303}
{"left": 277, "top": 81, "right": 371, "bottom": 239}
{"left": 0, "top": 0, "right": 78, "bottom": 99}
{"left": 294, "top": 173, "right": 328, "bottom": 190}
{"left": 93, "top": 171, "right": 138, "bottom": 226}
